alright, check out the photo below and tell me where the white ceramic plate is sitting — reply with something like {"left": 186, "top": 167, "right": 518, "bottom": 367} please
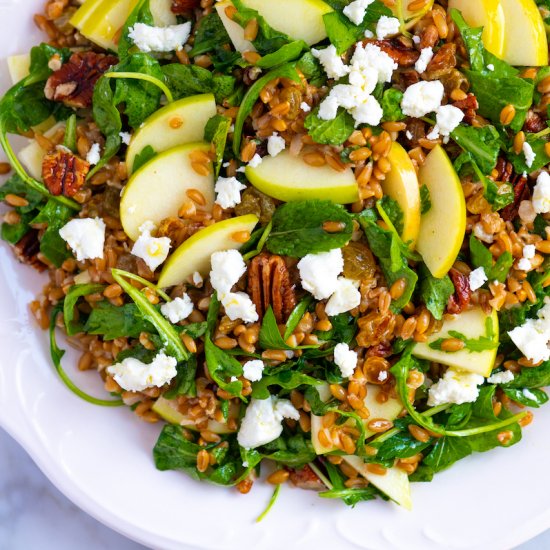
{"left": 2, "top": 2, "right": 550, "bottom": 549}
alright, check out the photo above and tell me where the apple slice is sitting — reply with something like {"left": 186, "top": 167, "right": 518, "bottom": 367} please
{"left": 500, "top": 0, "right": 548, "bottom": 66}
{"left": 126, "top": 94, "right": 217, "bottom": 175}
{"left": 381, "top": 142, "right": 421, "bottom": 248}
{"left": 241, "top": 0, "right": 332, "bottom": 46}
{"left": 343, "top": 455, "right": 412, "bottom": 510}
{"left": 412, "top": 307, "right": 498, "bottom": 377}
{"left": 391, "top": 0, "right": 434, "bottom": 30}
{"left": 149, "top": 0, "right": 178, "bottom": 26}
{"left": 215, "top": 1, "right": 256, "bottom": 53}
{"left": 246, "top": 150, "right": 359, "bottom": 204}
{"left": 7, "top": 54, "right": 30, "bottom": 84}
{"left": 158, "top": 214, "right": 259, "bottom": 288}
{"left": 18, "top": 122, "right": 66, "bottom": 180}
{"left": 448, "top": 0, "right": 505, "bottom": 57}
{"left": 416, "top": 145, "right": 466, "bottom": 279}
{"left": 120, "top": 142, "right": 215, "bottom": 241}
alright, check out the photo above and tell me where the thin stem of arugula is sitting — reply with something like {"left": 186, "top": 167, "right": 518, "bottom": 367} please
{"left": 104, "top": 72, "right": 174, "bottom": 103}
{"left": 111, "top": 268, "right": 172, "bottom": 302}
{"left": 395, "top": 0, "right": 412, "bottom": 38}
{"left": 446, "top": 411, "right": 528, "bottom": 437}
{"left": 308, "top": 461, "right": 333, "bottom": 490}
{"left": 256, "top": 484, "right": 281, "bottom": 522}
{"left": 242, "top": 220, "right": 272, "bottom": 261}
{"left": 532, "top": 127, "right": 550, "bottom": 140}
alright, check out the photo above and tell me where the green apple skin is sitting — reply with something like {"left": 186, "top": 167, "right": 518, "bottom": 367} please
{"left": 158, "top": 214, "right": 259, "bottom": 288}
{"left": 245, "top": 150, "right": 359, "bottom": 204}
{"left": 120, "top": 142, "right": 215, "bottom": 242}
{"left": 126, "top": 94, "right": 217, "bottom": 175}
{"left": 412, "top": 307, "right": 499, "bottom": 377}
{"left": 241, "top": 0, "right": 332, "bottom": 46}
{"left": 416, "top": 145, "right": 466, "bottom": 279}
{"left": 215, "top": 1, "right": 256, "bottom": 53}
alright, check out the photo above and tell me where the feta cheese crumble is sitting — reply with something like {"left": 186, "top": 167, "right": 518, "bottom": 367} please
{"left": 221, "top": 291, "right": 259, "bottom": 323}
{"left": 518, "top": 244, "right": 536, "bottom": 271}
{"left": 237, "top": 397, "right": 300, "bottom": 449}
{"left": 427, "top": 105, "right": 464, "bottom": 140}
{"left": 297, "top": 248, "right": 344, "bottom": 300}
{"left": 267, "top": 133, "right": 286, "bottom": 157}
{"left": 209, "top": 249, "right": 246, "bottom": 295}
{"left": 401, "top": 80, "right": 444, "bottom": 118}
{"left": 86, "top": 143, "right": 101, "bottom": 165}
{"left": 523, "top": 141, "right": 536, "bottom": 169}
{"left": 300, "top": 101, "right": 311, "bottom": 112}
{"left": 487, "top": 63, "right": 495, "bottom": 71}
{"left": 107, "top": 351, "right": 177, "bottom": 392}
{"left": 160, "top": 295, "right": 193, "bottom": 324}
{"left": 59, "top": 217, "right": 106, "bottom": 261}
{"left": 214, "top": 176, "right": 246, "bottom": 209}
{"left": 325, "top": 277, "right": 361, "bottom": 316}
{"left": 487, "top": 370, "right": 515, "bottom": 385}
{"left": 131, "top": 221, "right": 171, "bottom": 272}
{"left": 376, "top": 16, "right": 400, "bottom": 39}
{"left": 192, "top": 271, "right": 203, "bottom": 287}
{"left": 119, "top": 132, "right": 131, "bottom": 145}
{"left": 508, "top": 300, "right": 550, "bottom": 363}
{"left": 243, "top": 360, "right": 265, "bottom": 382}
{"left": 334, "top": 343, "right": 358, "bottom": 378}
{"left": 532, "top": 171, "right": 550, "bottom": 214}
{"left": 312, "top": 45, "right": 349, "bottom": 80}
{"left": 427, "top": 368, "right": 484, "bottom": 406}
{"left": 414, "top": 47, "right": 433, "bottom": 74}
{"left": 343, "top": 0, "right": 375, "bottom": 25}
{"left": 128, "top": 22, "right": 192, "bottom": 52}
{"left": 468, "top": 266, "right": 488, "bottom": 291}
{"left": 248, "top": 154, "right": 263, "bottom": 168}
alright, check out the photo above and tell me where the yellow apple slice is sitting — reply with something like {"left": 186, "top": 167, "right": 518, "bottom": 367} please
{"left": 416, "top": 145, "right": 466, "bottom": 279}
{"left": 120, "top": 142, "right": 215, "bottom": 241}
{"left": 343, "top": 455, "right": 413, "bottom": 510}
{"left": 448, "top": 0, "right": 505, "bottom": 57}
{"left": 412, "top": 307, "right": 498, "bottom": 377}
{"left": 126, "top": 94, "right": 217, "bottom": 175}
{"left": 381, "top": 142, "right": 421, "bottom": 248}
{"left": 158, "top": 214, "right": 259, "bottom": 288}
{"left": 7, "top": 54, "right": 30, "bottom": 84}
{"left": 150, "top": 0, "right": 178, "bottom": 26}
{"left": 241, "top": 0, "right": 332, "bottom": 46}
{"left": 215, "top": 1, "right": 256, "bottom": 53}
{"left": 245, "top": 150, "right": 359, "bottom": 204}
{"left": 391, "top": 0, "right": 434, "bottom": 30}
{"left": 500, "top": 0, "right": 548, "bottom": 66}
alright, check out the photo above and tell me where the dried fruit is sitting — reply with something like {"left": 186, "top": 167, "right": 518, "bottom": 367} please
{"left": 287, "top": 465, "right": 325, "bottom": 491}
{"left": 44, "top": 52, "right": 117, "bottom": 109}
{"left": 234, "top": 187, "right": 277, "bottom": 224}
{"left": 369, "top": 39, "right": 420, "bottom": 67}
{"left": 171, "top": 0, "right": 200, "bottom": 13}
{"left": 157, "top": 216, "right": 204, "bottom": 249}
{"left": 447, "top": 268, "right": 471, "bottom": 314}
{"left": 42, "top": 149, "right": 90, "bottom": 197}
{"left": 425, "top": 43, "right": 457, "bottom": 80}
{"left": 13, "top": 230, "right": 46, "bottom": 272}
{"left": 342, "top": 241, "right": 376, "bottom": 281}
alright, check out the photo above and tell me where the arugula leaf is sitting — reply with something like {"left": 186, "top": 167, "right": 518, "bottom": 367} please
{"left": 284, "top": 296, "right": 313, "bottom": 341}
{"left": 267, "top": 200, "right": 353, "bottom": 257}
{"left": 1, "top": 211, "right": 36, "bottom": 245}
{"left": 509, "top": 134, "right": 550, "bottom": 174}
{"left": 422, "top": 436, "right": 472, "bottom": 473}
{"left": 296, "top": 52, "right": 325, "bottom": 87}
{"left": 469, "top": 236, "right": 513, "bottom": 283}
{"left": 418, "top": 264, "right": 454, "bottom": 320}
{"left": 507, "top": 361, "right": 550, "bottom": 389}
{"left": 204, "top": 114, "right": 231, "bottom": 177}
{"left": 450, "top": 124, "right": 501, "bottom": 175}
{"left": 85, "top": 302, "right": 154, "bottom": 340}
{"left": 420, "top": 185, "right": 431, "bottom": 214}
{"left": 252, "top": 370, "right": 320, "bottom": 399}
{"left": 257, "top": 41, "right": 308, "bottom": 69}
{"left": 502, "top": 387, "right": 549, "bottom": 408}
{"left": 164, "top": 355, "right": 198, "bottom": 399}
{"left": 304, "top": 108, "right": 355, "bottom": 146}
{"left": 381, "top": 88, "right": 405, "bottom": 122}
{"left": 430, "top": 317, "right": 498, "bottom": 353}
{"left": 315, "top": 312, "right": 357, "bottom": 344}
{"left": 259, "top": 306, "right": 318, "bottom": 350}
{"left": 378, "top": 196, "right": 404, "bottom": 236}
{"left": 63, "top": 283, "right": 105, "bottom": 335}
{"left": 204, "top": 335, "right": 244, "bottom": 398}
{"left": 132, "top": 145, "right": 157, "bottom": 173}
{"left": 188, "top": 11, "right": 231, "bottom": 57}
{"left": 118, "top": 0, "right": 154, "bottom": 59}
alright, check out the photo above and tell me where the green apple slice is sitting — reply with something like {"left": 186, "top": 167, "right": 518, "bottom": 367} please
{"left": 448, "top": 0, "right": 505, "bottom": 57}
{"left": 245, "top": 150, "right": 359, "bottom": 204}
{"left": 500, "top": 0, "right": 548, "bottom": 66}
{"left": 158, "top": 214, "right": 259, "bottom": 288}
{"left": 416, "top": 145, "right": 466, "bottom": 279}
{"left": 120, "top": 142, "right": 215, "bottom": 241}
{"left": 18, "top": 122, "right": 66, "bottom": 180}
{"left": 381, "top": 142, "right": 421, "bottom": 248}
{"left": 342, "top": 455, "right": 413, "bottom": 510}
{"left": 241, "top": 0, "right": 332, "bottom": 46}
{"left": 412, "top": 307, "right": 498, "bottom": 377}
{"left": 126, "top": 94, "right": 217, "bottom": 175}
{"left": 215, "top": 1, "right": 256, "bottom": 53}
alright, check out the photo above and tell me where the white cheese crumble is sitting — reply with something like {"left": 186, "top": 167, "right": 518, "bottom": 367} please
{"left": 405, "top": 130, "right": 413, "bottom": 140}
{"left": 209, "top": 249, "right": 246, "bottom": 295}
{"left": 352, "top": 42, "right": 397, "bottom": 84}
{"left": 59, "top": 217, "right": 105, "bottom": 261}
{"left": 487, "top": 63, "right": 495, "bottom": 71}
{"left": 214, "top": 176, "right": 246, "bottom": 209}
{"left": 300, "top": 101, "right": 311, "bottom": 112}
{"left": 248, "top": 154, "right": 263, "bottom": 168}
{"left": 325, "top": 277, "right": 361, "bottom": 316}
{"left": 523, "top": 141, "right": 536, "bottom": 169}
{"left": 119, "top": 132, "right": 131, "bottom": 145}
{"left": 131, "top": 221, "right": 171, "bottom": 272}
{"left": 508, "top": 300, "right": 550, "bottom": 363}
{"left": 128, "top": 22, "right": 191, "bottom": 53}
{"left": 107, "top": 351, "right": 177, "bottom": 392}
{"left": 414, "top": 47, "right": 433, "bottom": 74}
{"left": 487, "top": 370, "right": 515, "bottom": 385}
{"left": 267, "top": 133, "right": 286, "bottom": 157}
{"left": 297, "top": 248, "right": 344, "bottom": 300}
{"left": 427, "top": 368, "right": 485, "bottom": 406}
{"left": 160, "top": 295, "right": 193, "bottom": 324}
{"left": 532, "top": 171, "right": 550, "bottom": 214}
{"left": 427, "top": 105, "right": 464, "bottom": 140}
{"left": 221, "top": 291, "right": 259, "bottom": 323}
{"left": 86, "top": 143, "right": 101, "bottom": 165}
{"left": 237, "top": 397, "right": 300, "bottom": 449}
{"left": 312, "top": 44, "right": 349, "bottom": 80}
{"left": 412, "top": 35, "right": 421, "bottom": 44}
{"left": 468, "top": 266, "right": 488, "bottom": 292}
{"left": 518, "top": 244, "right": 536, "bottom": 271}
{"left": 401, "top": 80, "right": 444, "bottom": 118}
{"left": 343, "top": 0, "right": 375, "bottom": 25}
{"left": 376, "top": 16, "right": 400, "bottom": 39}
{"left": 333, "top": 343, "right": 358, "bottom": 378}
{"left": 243, "top": 359, "right": 265, "bottom": 382}
{"left": 192, "top": 271, "right": 203, "bottom": 287}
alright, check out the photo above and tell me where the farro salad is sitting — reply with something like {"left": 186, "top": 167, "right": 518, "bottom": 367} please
{"left": 2, "top": 0, "right": 550, "bottom": 512}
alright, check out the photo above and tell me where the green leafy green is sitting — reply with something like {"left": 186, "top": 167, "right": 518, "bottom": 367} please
{"left": 509, "top": 134, "right": 550, "bottom": 174}
{"left": 204, "top": 335, "right": 244, "bottom": 398}
{"left": 420, "top": 185, "right": 431, "bottom": 214}
{"left": 283, "top": 296, "right": 313, "bottom": 341}
{"left": 118, "top": 0, "right": 154, "bottom": 59}
{"left": 84, "top": 302, "right": 154, "bottom": 340}
{"left": 257, "top": 41, "right": 308, "bottom": 69}
{"left": 63, "top": 114, "right": 77, "bottom": 153}
{"left": 304, "top": 108, "right": 355, "bottom": 146}
{"left": 188, "top": 11, "right": 231, "bottom": 57}
{"left": 315, "top": 312, "right": 357, "bottom": 345}
{"left": 507, "top": 361, "right": 550, "bottom": 389}
{"left": 252, "top": 370, "right": 320, "bottom": 399}
{"left": 381, "top": 88, "right": 405, "bottom": 122}
{"left": 502, "top": 387, "right": 549, "bottom": 408}
{"left": 296, "top": 52, "right": 325, "bottom": 87}
{"left": 429, "top": 317, "right": 497, "bottom": 353}
{"left": 259, "top": 306, "right": 318, "bottom": 351}
{"left": 450, "top": 125, "right": 501, "bottom": 175}
{"left": 132, "top": 145, "right": 156, "bottom": 173}
{"left": 204, "top": 114, "right": 231, "bottom": 176}
{"left": 164, "top": 355, "right": 198, "bottom": 399}
{"left": 267, "top": 200, "right": 354, "bottom": 257}
{"left": 63, "top": 283, "right": 104, "bottom": 335}
{"left": 418, "top": 264, "right": 454, "bottom": 320}
{"left": 378, "top": 196, "right": 404, "bottom": 236}
{"left": 469, "top": 235, "right": 514, "bottom": 283}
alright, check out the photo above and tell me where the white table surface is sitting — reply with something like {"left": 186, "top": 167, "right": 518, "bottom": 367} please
{"left": 0, "top": 427, "right": 548, "bottom": 550}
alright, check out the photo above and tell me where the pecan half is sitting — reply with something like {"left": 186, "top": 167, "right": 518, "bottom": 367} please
{"left": 368, "top": 39, "right": 420, "bottom": 67}
{"left": 248, "top": 253, "right": 296, "bottom": 323}
{"left": 13, "top": 229, "right": 46, "bottom": 272}
{"left": 523, "top": 109, "right": 547, "bottom": 133}
{"left": 286, "top": 464, "right": 325, "bottom": 491}
{"left": 447, "top": 268, "right": 471, "bottom": 314}
{"left": 171, "top": 0, "right": 200, "bottom": 13}
{"left": 44, "top": 52, "right": 117, "bottom": 109}
{"left": 42, "top": 149, "right": 90, "bottom": 197}
{"left": 452, "top": 93, "right": 479, "bottom": 125}
{"left": 501, "top": 173, "right": 530, "bottom": 222}
{"left": 425, "top": 43, "right": 457, "bottom": 80}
